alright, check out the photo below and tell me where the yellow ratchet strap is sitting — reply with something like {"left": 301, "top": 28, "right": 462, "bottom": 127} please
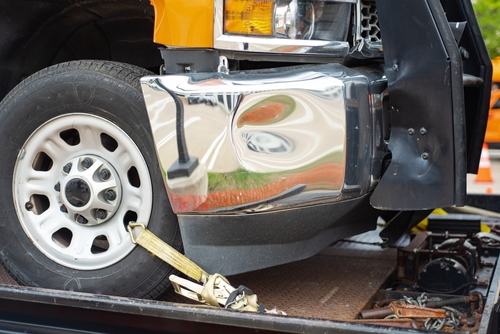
{"left": 127, "top": 222, "right": 285, "bottom": 315}
{"left": 128, "top": 222, "right": 208, "bottom": 283}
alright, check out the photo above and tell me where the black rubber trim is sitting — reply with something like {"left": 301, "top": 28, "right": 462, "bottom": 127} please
{"left": 178, "top": 194, "right": 380, "bottom": 275}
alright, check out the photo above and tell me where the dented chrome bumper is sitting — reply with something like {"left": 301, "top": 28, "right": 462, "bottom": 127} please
{"left": 141, "top": 64, "right": 388, "bottom": 214}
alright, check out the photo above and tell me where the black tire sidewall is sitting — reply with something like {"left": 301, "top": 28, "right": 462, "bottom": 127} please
{"left": 0, "top": 61, "right": 181, "bottom": 298}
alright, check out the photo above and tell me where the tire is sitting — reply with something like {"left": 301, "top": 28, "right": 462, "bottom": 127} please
{"left": 0, "top": 60, "right": 182, "bottom": 298}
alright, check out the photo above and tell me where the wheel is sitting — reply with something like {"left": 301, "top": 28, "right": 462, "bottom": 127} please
{"left": 0, "top": 60, "right": 182, "bottom": 298}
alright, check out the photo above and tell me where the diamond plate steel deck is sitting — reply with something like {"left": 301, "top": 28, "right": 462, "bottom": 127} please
{"left": 163, "top": 235, "right": 396, "bottom": 321}
{"left": 0, "top": 231, "right": 395, "bottom": 321}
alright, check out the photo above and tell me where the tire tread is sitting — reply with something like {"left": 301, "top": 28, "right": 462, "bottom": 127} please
{"left": 0, "top": 60, "right": 181, "bottom": 300}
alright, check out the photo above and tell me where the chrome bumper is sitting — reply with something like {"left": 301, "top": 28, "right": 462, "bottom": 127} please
{"left": 140, "top": 64, "right": 387, "bottom": 214}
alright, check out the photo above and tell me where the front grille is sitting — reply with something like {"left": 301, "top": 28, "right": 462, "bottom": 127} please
{"left": 360, "top": 1, "right": 381, "bottom": 43}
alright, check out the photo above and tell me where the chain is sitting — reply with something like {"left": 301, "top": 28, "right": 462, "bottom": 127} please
{"left": 402, "top": 292, "right": 441, "bottom": 307}
{"left": 386, "top": 292, "right": 463, "bottom": 331}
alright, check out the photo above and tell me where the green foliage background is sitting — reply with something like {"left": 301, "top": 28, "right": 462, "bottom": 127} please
{"left": 473, "top": 0, "right": 500, "bottom": 58}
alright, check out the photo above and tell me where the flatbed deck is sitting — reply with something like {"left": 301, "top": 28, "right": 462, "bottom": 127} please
{"left": 0, "top": 241, "right": 498, "bottom": 333}
{"left": 1, "top": 194, "right": 500, "bottom": 333}
{"left": 0, "top": 236, "right": 395, "bottom": 325}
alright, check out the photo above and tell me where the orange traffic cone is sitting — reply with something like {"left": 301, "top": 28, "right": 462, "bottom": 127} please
{"left": 475, "top": 143, "right": 493, "bottom": 183}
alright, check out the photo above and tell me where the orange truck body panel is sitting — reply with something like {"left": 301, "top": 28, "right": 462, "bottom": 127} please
{"left": 493, "top": 57, "right": 500, "bottom": 83}
{"left": 485, "top": 89, "right": 500, "bottom": 144}
{"left": 485, "top": 57, "right": 500, "bottom": 144}
{"left": 150, "top": 0, "right": 214, "bottom": 48}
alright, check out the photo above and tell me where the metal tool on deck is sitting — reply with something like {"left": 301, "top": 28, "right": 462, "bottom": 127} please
{"left": 359, "top": 300, "right": 448, "bottom": 320}
{"left": 360, "top": 291, "right": 484, "bottom": 331}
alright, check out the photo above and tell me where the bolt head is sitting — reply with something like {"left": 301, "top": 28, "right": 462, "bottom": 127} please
{"left": 81, "top": 158, "right": 93, "bottom": 169}
{"left": 60, "top": 205, "right": 67, "bottom": 213}
{"left": 408, "top": 128, "right": 415, "bottom": 135}
{"left": 76, "top": 215, "right": 88, "bottom": 224}
{"left": 99, "top": 169, "right": 111, "bottom": 181}
{"left": 95, "top": 209, "right": 107, "bottom": 220}
{"left": 104, "top": 189, "right": 116, "bottom": 201}
{"left": 63, "top": 163, "right": 72, "bottom": 174}
{"left": 54, "top": 182, "right": 61, "bottom": 192}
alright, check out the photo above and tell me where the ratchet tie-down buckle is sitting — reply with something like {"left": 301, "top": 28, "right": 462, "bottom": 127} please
{"left": 127, "top": 222, "right": 285, "bottom": 315}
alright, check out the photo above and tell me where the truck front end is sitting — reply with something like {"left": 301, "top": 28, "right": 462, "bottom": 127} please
{"left": 140, "top": 0, "right": 492, "bottom": 274}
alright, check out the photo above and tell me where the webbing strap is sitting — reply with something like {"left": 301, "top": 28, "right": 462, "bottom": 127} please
{"left": 127, "top": 222, "right": 209, "bottom": 283}
{"left": 127, "top": 222, "right": 285, "bottom": 315}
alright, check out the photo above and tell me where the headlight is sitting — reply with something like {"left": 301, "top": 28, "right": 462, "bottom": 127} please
{"left": 224, "top": 0, "right": 352, "bottom": 41}
{"left": 225, "top": 0, "right": 275, "bottom": 36}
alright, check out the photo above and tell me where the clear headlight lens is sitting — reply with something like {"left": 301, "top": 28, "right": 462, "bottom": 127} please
{"left": 224, "top": 0, "right": 352, "bottom": 41}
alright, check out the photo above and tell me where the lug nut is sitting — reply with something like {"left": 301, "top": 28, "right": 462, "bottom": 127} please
{"left": 104, "top": 189, "right": 116, "bottom": 201}
{"left": 76, "top": 215, "right": 88, "bottom": 224}
{"left": 54, "top": 182, "right": 60, "bottom": 192}
{"left": 63, "top": 163, "right": 72, "bottom": 174}
{"left": 95, "top": 209, "right": 107, "bottom": 220}
{"left": 99, "top": 168, "right": 111, "bottom": 181}
{"left": 60, "top": 205, "right": 67, "bottom": 213}
{"left": 81, "top": 158, "right": 93, "bottom": 169}
{"left": 25, "top": 202, "right": 33, "bottom": 210}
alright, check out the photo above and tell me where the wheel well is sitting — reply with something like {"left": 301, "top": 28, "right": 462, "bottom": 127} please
{"left": 0, "top": 0, "right": 163, "bottom": 100}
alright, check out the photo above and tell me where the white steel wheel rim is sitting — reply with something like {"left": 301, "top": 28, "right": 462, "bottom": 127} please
{"left": 13, "top": 114, "right": 153, "bottom": 270}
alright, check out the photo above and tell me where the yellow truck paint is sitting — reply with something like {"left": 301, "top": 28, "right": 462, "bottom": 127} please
{"left": 150, "top": 0, "right": 214, "bottom": 48}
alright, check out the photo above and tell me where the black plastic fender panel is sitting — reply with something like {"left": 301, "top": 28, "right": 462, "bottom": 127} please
{"left": 371, "top": 0, "right": 471, "bottom": 210}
